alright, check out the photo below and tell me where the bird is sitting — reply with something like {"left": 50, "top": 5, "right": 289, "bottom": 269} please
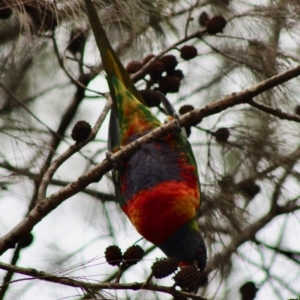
{"left": 85, "top": 0, "right": 207, "bottom": 271}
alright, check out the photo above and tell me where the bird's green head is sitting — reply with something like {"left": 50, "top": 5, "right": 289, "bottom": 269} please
{"left": 159, "top": 219, "right": 207, "bottom": 271}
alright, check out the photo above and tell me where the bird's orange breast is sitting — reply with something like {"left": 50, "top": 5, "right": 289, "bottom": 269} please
{"left": 122, "top": 181, "right": 200, "bottom": 245}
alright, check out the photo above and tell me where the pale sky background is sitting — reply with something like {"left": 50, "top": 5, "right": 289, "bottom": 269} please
{"left": 0, "top": 0, "right": 300, "bottom": 299}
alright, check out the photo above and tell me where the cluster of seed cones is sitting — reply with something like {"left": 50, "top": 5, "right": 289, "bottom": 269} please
{"left": 198, "top": 13, "right": 227, "bottom": 35}
{"left": 105, "top": 244, "right": 145, "bottom": 266}
{"left": 121, "top": 13, "right": 226, "bottom": 138}
{"left": 125, "top": 52, "right": 198, "bottom": 136}
{"left": 105, "top": 245, "right": 207, "bottom": 292}
{"left": 123, "top": 13, "right": 226, "bottom": 100}
{"left": 152, "top": 259, "right": 207, "bottom": 291}
{"left": 125, "top": 49, "right": 196, "bottom": 103}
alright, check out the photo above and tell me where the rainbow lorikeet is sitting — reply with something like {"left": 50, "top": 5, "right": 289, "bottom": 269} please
{"left": 85, "top": 0, "right": 207, "bottom": 271}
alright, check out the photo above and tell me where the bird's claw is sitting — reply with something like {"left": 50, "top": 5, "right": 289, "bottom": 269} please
{"left": 172, "top": 113, "right": 182, "bottom": 135}
{"left": 106, "top": 151, "right": 120, "bottom": 169}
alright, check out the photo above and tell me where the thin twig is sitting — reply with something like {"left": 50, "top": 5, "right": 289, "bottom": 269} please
{"left": 249, "top": 99, "right": 300, "bottom": 123}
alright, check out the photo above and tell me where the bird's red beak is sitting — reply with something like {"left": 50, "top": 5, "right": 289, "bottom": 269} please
{"left": 178, "top": 261, "right": 190, "bottom": 268}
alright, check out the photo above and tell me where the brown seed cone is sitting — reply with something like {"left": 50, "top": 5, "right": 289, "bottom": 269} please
{"left": 179, "top": 105, "right": 195, "bottom": 137}
{"left": 152, "top": 257, "right": 178, "bottom": 279}
{"left": 239, "top": 281, "right": 259, "bottom": 300}
{"left": 168, "top": 69, "right": 184, "bottom": 79}
{"left": 174, "top": 264, "right": 201, "bottom": 291}
{"left": 160, "top": 55, "right": 178, "bottom": 72}
{"left": 180, "top": 45, "right": 198, "bottom": 60}
{"left": 179, "top": 105, "right": 194, "bottom": 115}
{"left": 18, "top": 233, "right": 34, "bottom": 249}
{"left": 206, "top": 15, "right": 227, "bottom": 35}
{"left": 295, "top": 105, "right": 300, "bottom": 115}
{"left": 105, "top": 245, "right": 123, "bottom": 266}
{"left": 126, "top": 61, "right": 143, "bottom": 74}
{"left": 140, "top": 89, "right": 161, "bottom": 107}
{"left": 67, "top": 29, "right": 88, "bottom": 55}
{"left": 158, "top": 75, "right": 181, "bottom": 94}
{"left": 71, "top": 120, "right": 92, "bottom": 143}
{"left": 214, "top": 127, "right": 230, "bottom": 143}
{"left": 142, "top": 54, "right": 155, "bottom": 65}
{"left": 147, "top": 60, "right": 165, "bottom": 80}
{"left": 123, "top": 245, "right": 144, "bottom": 265}
{"left": 237, "top": 179, "right": 260, "bottom": 199}
{"left": 143, "top": 54, "right": 165, "bottom": 80}
{"left": 199, "top": 11, "right": 210, "bottom": 26}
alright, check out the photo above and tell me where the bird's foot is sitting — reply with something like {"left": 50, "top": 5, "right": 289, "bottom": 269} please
{"left": 172, "top": 113, "right": 182, "bottom": 136}
{"left": 106, "top": 151, "right": 120, "bottom": 169}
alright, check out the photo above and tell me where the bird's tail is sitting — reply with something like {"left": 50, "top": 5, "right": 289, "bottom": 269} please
{"left": 85, "top": 0, "right": 145, "bottom": 107}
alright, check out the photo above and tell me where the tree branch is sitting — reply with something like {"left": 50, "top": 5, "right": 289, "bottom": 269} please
{"left": 0, "top": 261, "right": 206, "bottom": 300}
{"left": 249, "top": 99, "right": 300, "bottom": 123}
